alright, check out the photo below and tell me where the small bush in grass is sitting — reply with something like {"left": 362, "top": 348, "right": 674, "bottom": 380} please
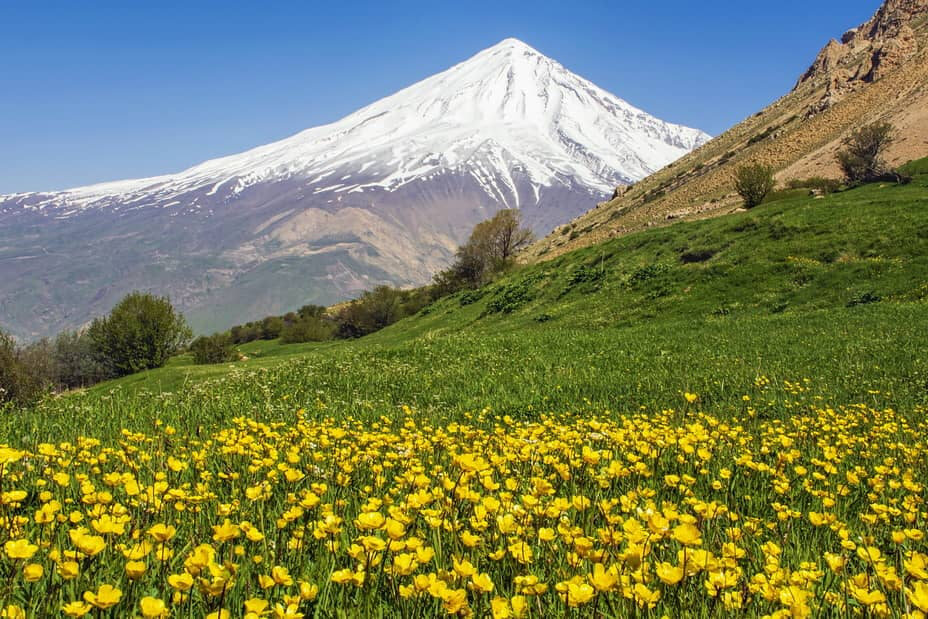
{"left": 786, "top": 177, "right": 842, "bottom": 194}
{"left": 836, "top": 122, "right": 898, "bottom": 185}
{"left": 734, "top": 162, "right": 776, "bottom": 208}
{"left": 280, "top": 315, "right": 336, "bottom": 344}
{"left": 190, "top": 333, "right": 238, "bottom": 365}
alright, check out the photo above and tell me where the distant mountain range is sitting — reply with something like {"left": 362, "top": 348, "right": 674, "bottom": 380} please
{"left": 528, "top": 0, "right": 928, "bottom": 260}
{"left": 0, "top": 38, "right": 709, "bottom": 340}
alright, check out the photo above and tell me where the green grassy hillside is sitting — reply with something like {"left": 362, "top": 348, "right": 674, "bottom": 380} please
{"left": 11, "top": 174, "right": 926, "bottom": 441}
{"left": 3, "top": 173, "right": 928, "bottom": 619}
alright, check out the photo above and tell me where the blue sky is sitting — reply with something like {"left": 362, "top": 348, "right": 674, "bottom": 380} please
{"left": 0, "top": 1, "right": 878, "bottom": 194}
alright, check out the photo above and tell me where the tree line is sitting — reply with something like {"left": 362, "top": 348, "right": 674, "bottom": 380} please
{"left": 1, "top": 209, "right": 534, "bottom": 405}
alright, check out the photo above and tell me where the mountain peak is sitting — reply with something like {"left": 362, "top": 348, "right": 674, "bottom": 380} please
{"left": 0, "top": 39, "right": 710, "bottom": 339}
{"left": 488, "top": 37, "right": 536, "bottom": 52}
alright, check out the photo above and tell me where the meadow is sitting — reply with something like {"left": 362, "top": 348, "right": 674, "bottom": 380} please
{"left": 1, "top": 176, "right": 928, "bottom": 617}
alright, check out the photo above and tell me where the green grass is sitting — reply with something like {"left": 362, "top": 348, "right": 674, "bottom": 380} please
{"left": 899, "top": 155, "right": 928, "bottom": 176}
{"left": 5, "top": 176, "right": 928, "bottom": 444}
{"left": 2, "top": 175, "right": 928, "bottom": 619}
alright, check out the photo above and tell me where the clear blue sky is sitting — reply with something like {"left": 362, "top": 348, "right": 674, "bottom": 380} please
{"left": 0, "top": 0, "right": 878, "bottom": 194}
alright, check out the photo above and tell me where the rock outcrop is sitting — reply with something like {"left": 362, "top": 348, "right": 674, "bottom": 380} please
{"left": 796, "top": 0, "right": 927, "bottom": 111}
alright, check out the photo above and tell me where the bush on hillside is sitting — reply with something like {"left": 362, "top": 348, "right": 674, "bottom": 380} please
{"left": 334, "top": 286, "right": 406, "bottom": 338}
{"left": 836, "top": 122, "right": 898, "bottom": 185}
{"left": 434, "top": 209, "right": 535, "bottom": 293}
{"left": 0, "top": 329, "right": 46, "bottom": 405}
{"left": 88, "top": 292, "right": 192, "bottom": 377}
{"left": 280, "top": 314, "right": 336, "bottom": 344}
{"left": 49, "top": 330, "right": 109, "bottom": 389}
{"left": 190, "top": 333, "right": 238, "bottom": 365}
{"left": 785, "top": 177, "right": 842, "bottom": 195}
{"left": 734, "top": 162, "right": 776, "bottom": 208}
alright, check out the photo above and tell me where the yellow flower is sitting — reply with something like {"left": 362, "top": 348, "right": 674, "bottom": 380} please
{"left": 206, "top": 612, "right": 231, "bottom": 619}
{"left": 167, "top": 572, "right": 194, "bottom": 591}
{"left": 212, "top": 519, "right": 241, "bottom": 542}
{"left": 272, "top": 565, "right": 294, "bottom": 586}
{"left": 508, "top": 540, "right": 534, "bottom": 564}
{"left": 139, "top": 597, "right": 167, "bottom": 618}
{"left": 125, "top": 560, "right": 147, "bottom": 579}
{"left": 83, "top": 584, "right": 122, "bottom": 610}
{"left": 684, "top": 392, "right": 699, "bottom": 404}
{"left": 244, "top": 598, "right": 269, "bottom": 617}
{"left": 907, "top": 582, "right": 928, "bottom": 613}
{"left": 4, "top": 539, "right": 38, "bottom": 560}
{"left": 1, "top": 606, "right": 25, "bottom": 619}
{"left": 824, "top": 552, "right": 845, "bottom": 574}
{"left": 470, "top": 572, "right": 495, "bottom": 593}
{"left": 634, "top": 583, "right": 660, "bottom": 608}
{"left": 656, "top": 562, "right": 684, "bottom": 585}
{"left": 905, "top": 552, "right": 928, "bottom": 579}
{"left": 61, "top": 602, "right": 92, "bottom": 618}
{"left": 589, "top": 563, "right": 618, "bottom": 592}
{"left": 440, "top": 588, "right": 469, "bottom": 614}
{"left": 58, "top": 561, "right": 80, "bottom": 580}
{"left": 354, "top": 512, "right": 385, "bottom": 530}
{"left": 148, "top": 523, "right": 176, "bottom": 543}
{"left": 672, "top": 523, "right": 702, "bottom": 546}
{"left": 299, "top": 581, "right": 319, "bottom": 601}
{"left": 391, "top": 553, "right": 419, "bottom": 576}
{"left": 0, "top": 447, "right": 23, "bottom": 465}
{"left": 562, "top": 581, "right": 595, "bottom": 607}
{"left": 491, "top": 597, "right": 511, "bottom": 619}
{"left": 22, "top": 563, "right": 43, "bottom": 582}
{"left": 455, "top": 453, "right": 490, "bottom": 472}
{"left": 856, "top": 546, "right": 882, "bottom": 563}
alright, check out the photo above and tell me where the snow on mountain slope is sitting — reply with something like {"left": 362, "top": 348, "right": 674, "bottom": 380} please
{"left": 4, "top": 39, "right": 708, "bottom": 214}
{"left": 0, "top": 38, "right": 709, "bottom": 339}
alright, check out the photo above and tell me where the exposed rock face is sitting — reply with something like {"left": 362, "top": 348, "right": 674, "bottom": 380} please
{"left": 796, "top": 0, "right": 927, "bottom": 110}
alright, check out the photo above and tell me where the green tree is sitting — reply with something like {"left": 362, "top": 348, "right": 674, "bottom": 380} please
{"left": 190, "top": 333, "right": 238, "bottom": 365}
{"left": 734, "top": 162, "right": 776, "bottom": 208}
{"left": 0, "top": 328, "right": 46, "bottom": 405}
{"left": 836, "top": 122, "right": 895, "bottom": 185}
{"left": 280, "top": 313, "right": 336, "bottom": 344}
{"left": 88, "top": 292, "right": 192, "bottom": 377}
{"left": 435, "top": 209, "right": 535, "bottom": 292}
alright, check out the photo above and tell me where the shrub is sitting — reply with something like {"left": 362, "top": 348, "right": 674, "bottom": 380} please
{"left": 280, "top": 315, "right": 336, "bottom": 344}
{"left": 734, "top": 163, "right": 776, "bottom": 208}
{"left": 836, "top": 122, "right": 895, "bottom": 184}
{"left": 50, "top": 330, "right": 108, "bottom": 389}
{"left": 334, "top": 286, "right": 405, "bottom": 338}
{"left": 785, "top": 177, "right": 842, "bottom": 195}
{"left": 190, "top": 333, "right": 238, "bottom": 365}
{"left": 484, "top": 278, "right": 538, "bottom": 315}
{"left": 88, "top": 292, "right": 192, "bottom": 377}
{"left": 0, "top": 329, "right": 46, "bottom": 405}
{"left": 628, "top": 263, "right": 671, "bottom": 286}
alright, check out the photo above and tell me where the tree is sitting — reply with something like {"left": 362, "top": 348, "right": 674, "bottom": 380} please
{"left": 836, "top": 122, "right": 895, "bottom": 184}
{"left": 334, "top": 286, "right": 405, "bottom": 338}
{"left": 733, "top": 162, "right": 776, "bottom": 208}
{"left": 434, "top": 209, "right": 535, "bottom": 292}
{"left": 88, "top": 292, "right": 192, "bottom": 377}
{"left": 280, "top": 314, "right": 336, "bottom": 344}
{"left": 469, "top": 209, "right": 535, "bottom": 265}
{"left": 50, "top": 330, "right": 108, "bottom": 389}
{"left": 0, "top": 329, "right": 45, "bottom": 405}
{"left": 190, "top": 333, "right": 238, "bottom": 365}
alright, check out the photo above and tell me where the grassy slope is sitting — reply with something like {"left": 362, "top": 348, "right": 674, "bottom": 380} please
{"left": 11, "top": 176, "right": 925, "bottom": 445}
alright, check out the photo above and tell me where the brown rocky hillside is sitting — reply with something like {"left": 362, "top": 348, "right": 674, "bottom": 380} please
{"left": 527, "top": 0, "right": 928, "bottom": 262}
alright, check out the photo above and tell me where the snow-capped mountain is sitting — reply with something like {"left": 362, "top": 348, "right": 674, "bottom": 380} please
{"left": 0, "top": 38, "right": 709, "bottom": 339}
